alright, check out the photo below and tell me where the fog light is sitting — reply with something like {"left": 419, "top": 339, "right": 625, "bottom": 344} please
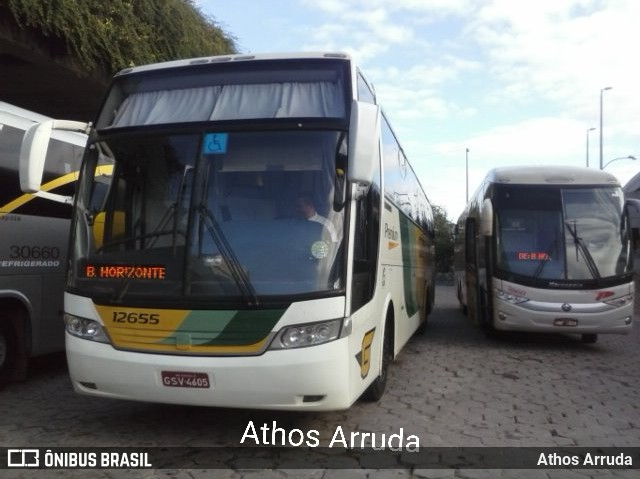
{"left": 302, "top": 395, "right": 325, "bottom": 403}
{"left": 624, "top": 316, "right": 632, "bottom": 325}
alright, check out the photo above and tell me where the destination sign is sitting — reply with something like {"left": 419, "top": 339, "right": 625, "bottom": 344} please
{"left": 517, "top": 252, "right": 549, "bottom": 261}
{"left": 84, "top": 264, "right": 166, "bottom": 280}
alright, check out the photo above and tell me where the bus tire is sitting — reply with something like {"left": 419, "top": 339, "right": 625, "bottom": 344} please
{"left": 362, "top": 315, "right": 393, "bottom": 402}
{"left": 415, "top": 286, "right": 430, "bottom": 335}
{"left": 481, "top": 317, "right": 497, "bottom": 337}
{"left": 0, "top": 318, "right": 17, "bottom": 388}
{"left": 478, "top": 287, "right": 496, "bottom": 336}
{"left": 457, "top": 281, "right": 467, "bottom": 315}
{"left": 581, "top": 333, "right": 598, "bottom": 344}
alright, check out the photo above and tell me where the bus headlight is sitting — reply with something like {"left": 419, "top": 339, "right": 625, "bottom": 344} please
{"left": 270, "top": 319, "right": 343, "bottom": 350}
{"left": 64, "top": 314, "right": 110, "bottom": 343}
{"left": 604, "top": 295, "right": 633, "bottom": 308}
{"left": 495, "top": 288, "right": 529, "bottom": 305}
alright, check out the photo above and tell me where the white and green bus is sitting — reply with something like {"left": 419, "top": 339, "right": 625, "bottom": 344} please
{"left": 19, "top": 52, "right": 435, "bottom": 410}
{"left": 0, "top": 102, "right": 86, "bottom": 385}
{"left": 454, "top": 165, "right": 634, "bottom": 344}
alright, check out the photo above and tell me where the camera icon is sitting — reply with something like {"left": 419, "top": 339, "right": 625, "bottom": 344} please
{"left": 7, "top": 449, "right": 40, "bottom": 467}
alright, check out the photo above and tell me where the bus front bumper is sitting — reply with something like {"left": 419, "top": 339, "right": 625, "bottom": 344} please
{"left": 492, "top": 297, "right": 633, "bottom": 335}
{"left": 66, "top": 333, "right": 354, "bottom": 411}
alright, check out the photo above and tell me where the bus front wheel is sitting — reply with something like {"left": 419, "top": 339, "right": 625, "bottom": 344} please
{"left": 457, "top": 281, "right": 467, "bottom": 315}
{"left": 415, "top": 286, "right": 430, "bottom": 336}
{"left": 0, "top": 319, "right": 17, "bottom": 387}
{"left": 581, "top": 333, "right": 598, "bottom": 344}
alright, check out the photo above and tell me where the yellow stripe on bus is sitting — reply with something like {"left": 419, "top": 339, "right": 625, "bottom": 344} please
{"left": 0, "top": 165, "right": 113, "bottom": 214}
{"left": 95, "top": 304, "right": 271, "bottom": 355}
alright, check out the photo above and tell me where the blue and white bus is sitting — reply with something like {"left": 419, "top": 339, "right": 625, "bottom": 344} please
{"left": 19, "top": 52, "right": 435, "bottom": 410}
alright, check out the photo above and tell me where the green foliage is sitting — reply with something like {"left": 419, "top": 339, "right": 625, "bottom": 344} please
{"left": 5, "top": 0, "right": 237, "bottom": 75}
{"left": 433, "top": 205, "right": 454, "bottom": 273}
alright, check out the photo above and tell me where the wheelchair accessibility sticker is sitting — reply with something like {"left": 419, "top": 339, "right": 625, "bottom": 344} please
{"left": 202, "top": 133, "right": 228, "bottom": 155}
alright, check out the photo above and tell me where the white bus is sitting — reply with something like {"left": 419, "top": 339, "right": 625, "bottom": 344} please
{"left": 19, "top": 52, "right": 436, "bottom": 410}
{"left": 0, "top": 102, "right": 86, "bottom": 385}
{"left": 454, "top": 165, "right": 634, "bottom": 344}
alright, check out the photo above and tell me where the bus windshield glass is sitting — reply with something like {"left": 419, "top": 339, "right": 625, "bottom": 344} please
{"left": 69, "top": 129, "right": 346, "bottom": 304}
{"left": 494, "top": 185, "right": 631, "bottom": 282}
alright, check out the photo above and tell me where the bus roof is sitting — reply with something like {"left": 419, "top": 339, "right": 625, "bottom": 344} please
{"left": 114, "top": 52, "right": 352, "bottom": 77}
{"left": 485, "top": 165, "right": 620, "bottom": 187}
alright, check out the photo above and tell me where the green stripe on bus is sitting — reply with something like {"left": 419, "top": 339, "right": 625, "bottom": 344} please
{"left": 157, "top": 308, "right": 286, "bottom": 346}
{"left": 400, "top": 215, "right": 423, "bottom": 317}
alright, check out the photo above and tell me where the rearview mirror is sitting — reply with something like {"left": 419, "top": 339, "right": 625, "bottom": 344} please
{"left": 19, "top": 119, "right": 89, "bottom": 204}
{"left": 480, "top": 198, "right": 493, "bottom": 236}
{"left": 348, "top": 100, "right": 380, "bottom": 198}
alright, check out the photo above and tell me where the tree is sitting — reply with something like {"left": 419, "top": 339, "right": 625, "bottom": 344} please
{"left": 4, "top": 0, "right": 237, "bottom": 75}
{"left": 433, "top": 205, "right": 454, "bottom": 274}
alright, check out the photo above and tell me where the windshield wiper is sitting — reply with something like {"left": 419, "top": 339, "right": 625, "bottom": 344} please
{"left": 95, "top": 223, "right": 182, "bottom": 254}
{"left": 96, "top": 165, "right": 193, "bottom": 255}
{"left": 532, "top": 238, "right": 558, "bottom": 279}
{"left": 198, "top": 204, "right": 259, "bottom": 306}
{"left": 565, "top": 220, "right": 601, "bottom": 280}
{"left": 108, "top": 206, "right": 187, "bottom": 301}
{"left": 108, "top": 165, "right": 192, "bottom": 300}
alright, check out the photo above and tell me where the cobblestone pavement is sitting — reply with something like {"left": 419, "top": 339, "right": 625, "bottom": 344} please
{"left": 1, "top": 285, "right": 638, "bottom": 479}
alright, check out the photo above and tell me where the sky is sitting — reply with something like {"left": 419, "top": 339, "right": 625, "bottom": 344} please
{"left": 199, "top": 0, "right": 639, "bottom": 220}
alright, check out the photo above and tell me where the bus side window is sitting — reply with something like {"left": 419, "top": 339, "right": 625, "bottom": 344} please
{"left": 351, "top": 186, "right": 380, "bottom": 312}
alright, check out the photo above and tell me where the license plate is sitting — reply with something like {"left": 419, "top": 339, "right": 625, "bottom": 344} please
{"left": 554, "top": 318, "right": 578, "bottom": 327}
{"left": 161, "top": 371, "right": 210, "bottom": 388}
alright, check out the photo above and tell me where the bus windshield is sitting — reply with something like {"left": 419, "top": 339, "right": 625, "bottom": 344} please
{"left": 494, "top": 185, "right": 631, "bottom": 283}
{"left": 69, "top": 129, "right": 346, "bottom": 305}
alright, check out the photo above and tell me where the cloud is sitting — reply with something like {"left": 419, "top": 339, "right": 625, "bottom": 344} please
{"left": 356, "top": 0, "right": 639, "bottom": 218}
{"left": 200, "top": 0, "right": 639, "bottom": 217}
{"left": 469, "top": 0, "right": 640, "bottom": 120}
{"left": 303, "top": 0, "right": 474, "bottom": 16}
{"left": 465, "top": 118, "right": 585, "bottom": 160}
{"left": 418, "top": 116, "right": 595, "bottom": 218}
{"left": 299, "top": 0, "right": 458, "bottom": 61}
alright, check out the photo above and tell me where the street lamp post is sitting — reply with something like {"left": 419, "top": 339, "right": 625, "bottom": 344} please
{"left": 586, "top": 127, "right": 595, "bottom": 167}
{"left": 602, "top": 155, "right": 637, "bottom": 170}
{"left": 599, "top": 86, "right": 612, "bottom": 169}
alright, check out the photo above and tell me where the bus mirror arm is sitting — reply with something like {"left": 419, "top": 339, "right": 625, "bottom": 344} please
{"left": 19, "top": 119, "right": 90, "bottom": 203}
{"left": 333, "top": 168, "right": 346, "bottom": 211}
{"left": 352, "top": 182, "right": 370, "bottom": 200}
{"left": 333, "top": 145, "right": 347, "bottom": 211}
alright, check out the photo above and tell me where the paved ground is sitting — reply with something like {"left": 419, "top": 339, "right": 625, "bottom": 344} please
{"left": 1, "top": 285, "right": 638, "bottom": 478}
